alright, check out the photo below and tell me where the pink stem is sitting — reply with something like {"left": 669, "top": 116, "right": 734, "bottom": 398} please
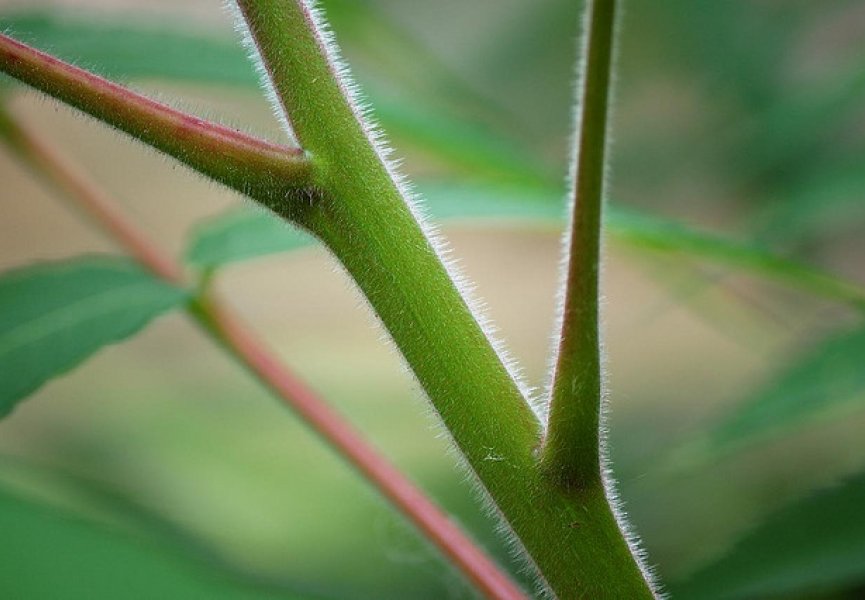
{"left": 196, "top": 295, "right": 527, "bottom": 600}
{"left": 0, "top": 33, "right": 312, "bottom": 196}
{"left": 1, "top": 115, "right": 184, "bottom": 284}
{"left": 3, "top": 111, "right": 526, "bottom": 600}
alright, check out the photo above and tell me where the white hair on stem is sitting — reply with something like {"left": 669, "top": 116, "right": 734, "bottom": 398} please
{"left": 225, "top": 0, "right": 552, "bottom": 591}
{"left": 227, "top": 0, "right": 665, "bottom": 595}
{"left": 226, "top": 1, "right": 298, "bottom": 146}
{"left": 301, "top": 0, "right": 555, "bottom": 585}
{"left": 226, "top": 0, "right": 541, "bottom": 420}
{"left": 301, "top": 0, "right": 542, "bottom": 418}
{"left": 540, "top": 2, "right": 663, "bottom": 596}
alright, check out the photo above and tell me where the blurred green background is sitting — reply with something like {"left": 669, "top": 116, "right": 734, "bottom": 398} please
{"left": 1, "top": 0, "right": 865, "bottom": 598}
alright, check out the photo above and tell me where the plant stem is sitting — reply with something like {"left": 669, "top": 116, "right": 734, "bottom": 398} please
{"left": 1, "top": 2, "right": 659, "bottom": 594}
{"left": 190, "top": 296, "right": 526, "bottom": 600}
{"left": 0, "top": 33, "right": 313, "bottom": 201}
{"left": 234, "top": 1, "right": 656, "bottom": 597}
{"left": 0, "top": 109, "right": 184, "bottom": 285}
{"left": 0, "top": 108, "right": 526, "bottom": 600}
{"left": 542, "top": 0, "right": 616, "bottom": 489}
{"left": 234, "top": 0, "right": 541, "bottom": 498}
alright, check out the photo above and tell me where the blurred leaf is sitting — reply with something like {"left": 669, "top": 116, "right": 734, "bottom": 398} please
{"left": 324, "top": 0, "right": 520, "bottom": 133}
{"left": 428, "top": 185, "right": 865, "bottom": 316}
{"left": 186, "top": 209, "right": 316, "bottom": 271}
{"left": 607, "top": 210, "right": 865, "bottom": 312}
{"left": 187, "top": 184, "right": 865, "bottom": 313}
{"left": 658, "top": 0, "right": 803, "bottom": 108}
{"left": 184, "top": 185, "right": 564, "bottom": 273}
{"left": 690, "top": 325, "right": 865, "bottom": 459}
{"left": 375, "top": 98, "right": 554, "bottom": 187}
{"left": 420, "top": 183, "right": 564, "bottom": 221}
{"left": 672, "top": 472, "right": 865, "bottom": 599}
{"left": 0, "top": 484, "right": 314, "bottom": 600}
{"left": 736, "top": 62, "right": 865, "bottom": 185}
{"left": 754, "top": 160, "right": 865, "bottom": 244}
{"left": 0, "top": 11, "right": 257, "bottom": 86}
{"left": 0, "top": 453, "right": 236, "bottom": 560}
{"left": 0, "top": 10, "right": 552, "bottom": 188}
{"left": 0, "top": 257, "right": 187, "bottom": 417}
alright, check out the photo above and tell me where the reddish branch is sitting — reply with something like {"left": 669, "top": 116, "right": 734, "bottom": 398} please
{"left": 0, "top": 111, "right": 525, "bottom": 600}
{"left": 0, "top": 33, "right": 313, "bottom": 198}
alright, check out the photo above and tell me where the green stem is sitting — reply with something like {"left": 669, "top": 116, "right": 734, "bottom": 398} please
{"left": 0, "top": 32, "right": 313, "bottom": 201}
{"left": 542, "top": 0, "right": 616, "bottom": 488}
{"left": 0, "top": 106, "right": 527, "bottom": 600}
{"left": 2, "top": 1, "right": 659, "bottom": 594}
{"left": 235, "top": 1, "right": 656, "bottom": 597}
{"left": 233, "top": 0, "right": 540, "bottom": 477}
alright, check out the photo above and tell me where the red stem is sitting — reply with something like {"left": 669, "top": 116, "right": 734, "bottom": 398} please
{"left": 0, "top": 114, "right": 184, "bottom": 284}
{"left": 195, "top": 295, "right": 527, "bottom": 600}
{"left": 0, "top": 33, "right": 312, "bottom": 198}
{"left": 2, "top": 111, "right": 526, "bottom": 600}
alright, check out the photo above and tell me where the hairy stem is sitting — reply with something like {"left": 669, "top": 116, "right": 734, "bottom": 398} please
{"left": 1, "top": 1, "right": 659, "bottom": 594}
{"left": 190, "top": 296, "right": 526, "bottom": 600}
{"left": 235, "top": 1, "right": 655, "bottom": 597}
{"left": 543, "top": 0, "right": 616, "bottom": 488}
{"left": 0, "top": 33, "right": 313, "bottom": 202}
{"left": 0, "top": 108, "right": 526, "bottom": 600}
{"left": 233, "top": 0, "right": 540, "bottom": 483}
{"left": 0, "top": 109, "right": 184, "bottom": 284}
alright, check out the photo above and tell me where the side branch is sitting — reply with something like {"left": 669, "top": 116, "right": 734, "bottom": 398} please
{"left": 0, "top": 33, "right": 313, "bottom": 202}
{"left": 232, "top": 0, "right": 540, "bottom": 467}
{"left": 542, "top": 0, "right": 617, "bottom": 487}
{"left": 0, "top": 109, "right": 526, "bottom": 600}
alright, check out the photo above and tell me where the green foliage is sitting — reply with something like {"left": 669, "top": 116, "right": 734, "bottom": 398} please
{"left": 754, "top": 161, "right": 865, "bottom": 245}
{"left": 3, "top": 1, "right": 865, "bottom": 598}
{"left": 673, "top": 472, "right": 865, "bottom": 599}
{"left": 0, "top": 484, "right": 310, "bottom": 600}
{"left": 186, "top": 186, "right": 865, "bottom": 315}
{"left": 0, "top": 12, "right": 257, "bottom": 86}
{"left": 186, "top": 208, "right": 315, "bottom": 271}
{"left": 0, "top": 257, "right": 186, "bottom": 417}
{"left": 608, "top": 209, "right": 865, "bottom": 311}
{"left": 689, "top": 325, "right": 865, "bottom": 459}
{"left": 0, "top": 10, "right": 547, "bottom": 189}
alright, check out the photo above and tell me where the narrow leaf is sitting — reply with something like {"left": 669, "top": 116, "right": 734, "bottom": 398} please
{"left": 423, "top": 185, "right": 865, "bottom": 316}
{"left": 375, "top": 98, "right": 554, "bottom": 188}
{"left": 0, "top": 10, "right": 552, "bottom": 188}
{"left": 185, "top": 185, "right": 865, "bottom": 314}
{"left": 0, "top": 11, "right": 258, "bottom": 86}
{"left": 0, "top": 484, "right": 313, "bottom": 599}
{"left": 0, "top": 257, "right": 187, "bottom": 416}
{"left": 607, "top": 208, "right": 865, "bottom": 310}
{"left": 691, "top": 325, "right": 865, "bottom": 458}
{"left": 673, "top": 472, "right": 865, "bottom": 599}
{"left": 186, "top": 209, "right": 315, "bottom": 270}
{"left": 753, "top": 160, "right": 865, "bottom": 244}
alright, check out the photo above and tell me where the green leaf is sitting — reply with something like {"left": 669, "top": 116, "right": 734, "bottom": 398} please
{"left": 183, "top": 185, "right": 560, "bottom": 272}
{"left": 0, "top": 484, "right": 313, "bottom": 600}
{"left": 0, "top": 257, "right": 187, "bottom": 417}
{"left": 186, "top": 209, "right": 316, "bottom": 271}
{"left": 672, "top": 472, "right": 865, "bottom": 599}
{"left": 419, "top": 182, "right": 564, "bottom": 221}
{"left": 186, "top": 184, "right": 865, "bottom": 314}
{"left": 422, "top": 185, "right": 865, "bottom": 311}
{"left": 0, "top": 11, "right": 258, "bottom": 86}
{"left": 375, "top": 100, "right": 555, "bottom": 188}
{"left": 606, "top": 208, "right": 865, "bottom": 311}
{"left": 0, "top": 10, "right": 553, "bottom": 188}
{"left": 690, "top": 325, "right": 865, "bottom": 459}
{"left": 753, "top": 159, "right": 865, "bottom": 244}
